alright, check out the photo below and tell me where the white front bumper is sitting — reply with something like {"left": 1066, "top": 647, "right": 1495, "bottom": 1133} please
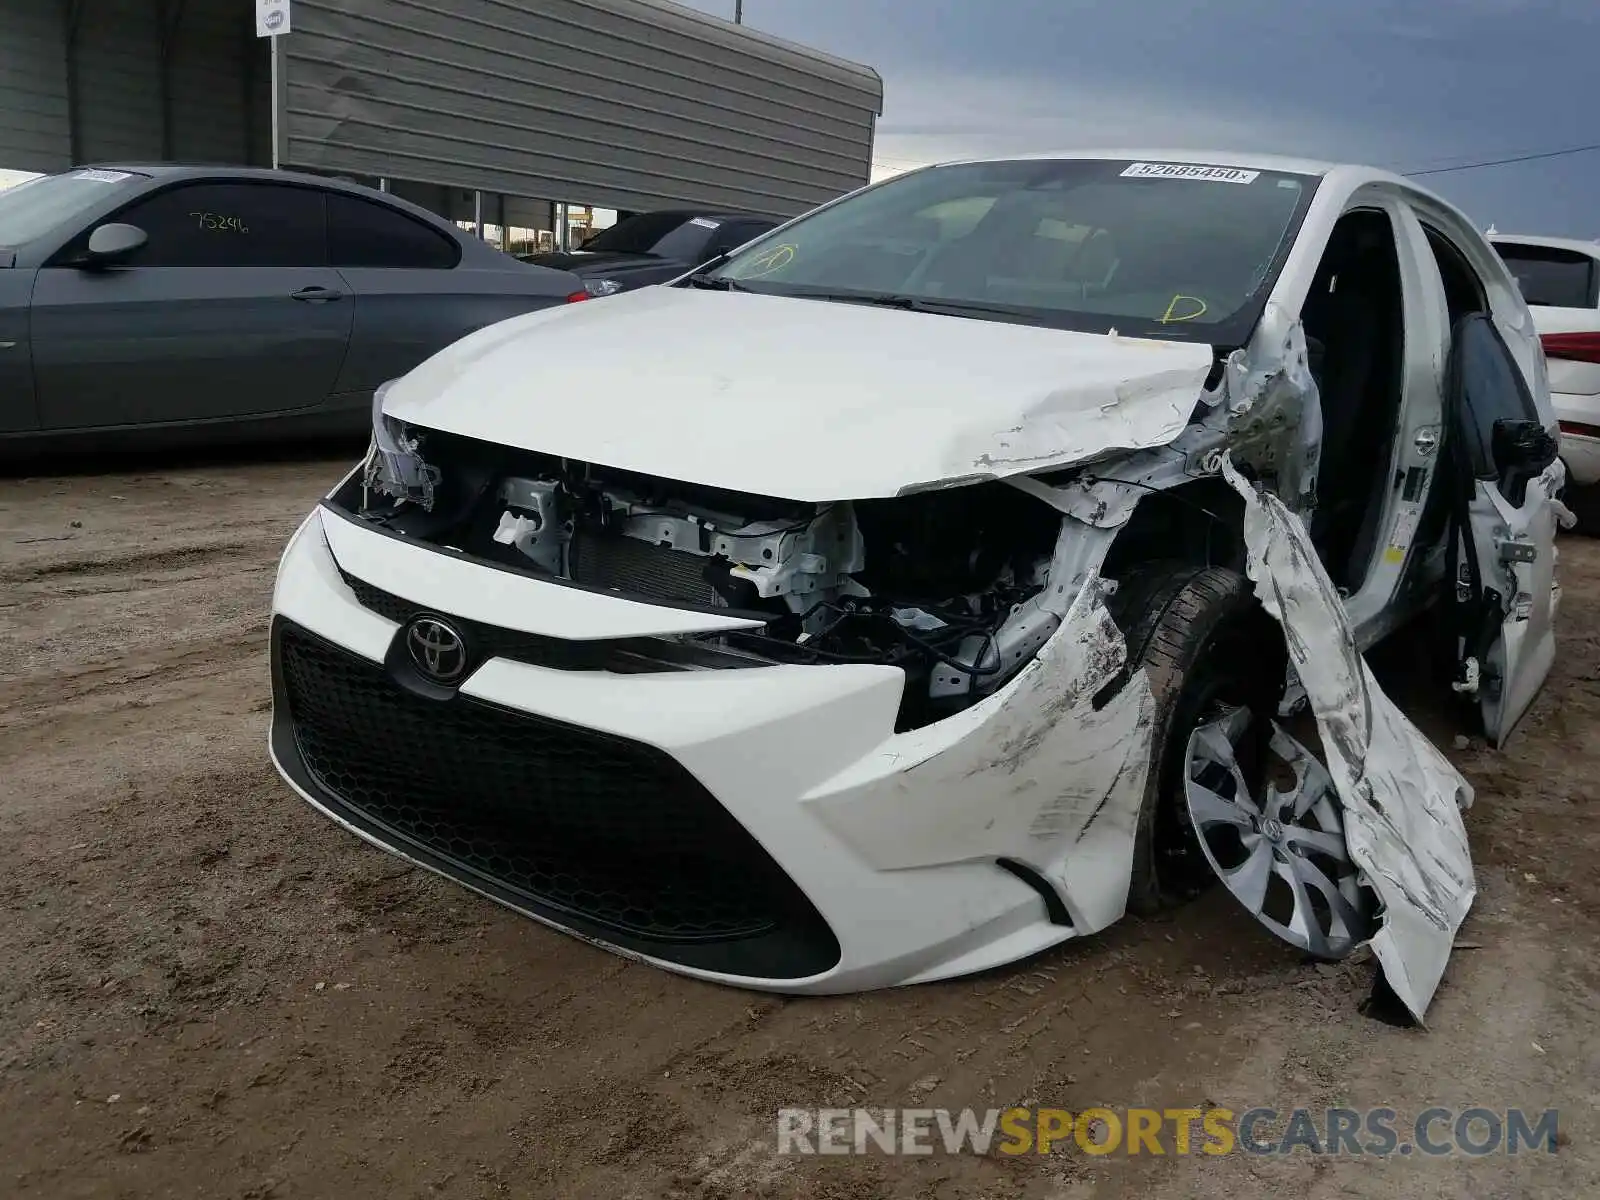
{"left": 268, "top": 506, "right": 1154, "bottom": 993}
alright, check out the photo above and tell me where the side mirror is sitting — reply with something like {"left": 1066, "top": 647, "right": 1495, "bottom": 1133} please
{"left": 1491, "top": 418, "right": 1559, "bottom": 476}
{"left": 1491, "top": 418, "right": 1559, "bottom": 506}
{"left": 82, "top": 222, "right": 147, "bottom": 265}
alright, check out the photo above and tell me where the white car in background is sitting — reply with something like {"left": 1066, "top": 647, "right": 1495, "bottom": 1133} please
{"left": 1491, "top": 234, "right": 1600, "bottom": 530}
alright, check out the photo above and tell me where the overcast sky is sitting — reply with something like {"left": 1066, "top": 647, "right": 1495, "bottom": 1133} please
{"left": 684, "top": 0, "right": 1599, "bottom": 238}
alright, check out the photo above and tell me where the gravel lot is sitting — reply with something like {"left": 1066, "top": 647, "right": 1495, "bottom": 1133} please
{"left": 2, "top": 452, "right": 1597, "bottom": 1200}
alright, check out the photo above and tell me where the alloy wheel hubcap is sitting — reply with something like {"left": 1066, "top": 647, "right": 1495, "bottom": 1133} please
{"left": 1183, "top": 706, "right": 1376, "bottom": 960}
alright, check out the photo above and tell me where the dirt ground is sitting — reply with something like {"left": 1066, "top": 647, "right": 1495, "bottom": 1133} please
{"left": 1, "top": 451, "right": 1597, "bottom": 1200}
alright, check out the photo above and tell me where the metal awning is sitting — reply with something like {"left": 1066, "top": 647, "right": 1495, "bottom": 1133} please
{"left": 0, "top": 0, "right": 881, "bottom": 218}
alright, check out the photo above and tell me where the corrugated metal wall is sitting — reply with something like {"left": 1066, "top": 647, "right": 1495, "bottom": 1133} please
{"left": 74, "top": 0, "right": 166, "bottom": 162}
{"left": 3, "top": 0, "right": 880, "bottom": 221}
{"left": 0, "top": 0, "right": 268, "bottom": 172}
{"left": 74, "top": 0, "right": 267, "bottom": 165}
{"left": 0, "top": 0, "right": 72, "bottom": 172}
{"left": 165, "top": 4, "right": 270, "bottom": 164}
{"left": 280, "top": 0, "right": 882, "bottom": 216}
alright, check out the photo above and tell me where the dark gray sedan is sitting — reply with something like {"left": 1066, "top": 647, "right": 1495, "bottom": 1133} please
{"left": 0, "top": 164, "right": 587, "bottom": 453}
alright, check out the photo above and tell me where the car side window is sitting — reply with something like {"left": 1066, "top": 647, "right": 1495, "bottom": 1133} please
{"left": 1449, "top": 313, "right": 1540, "bottom": 480}
{"left": 111, "top": 182, "right": 328, "bottom": 267}
{"left": 327, "top": 193, "right": 461, "bottom": 269}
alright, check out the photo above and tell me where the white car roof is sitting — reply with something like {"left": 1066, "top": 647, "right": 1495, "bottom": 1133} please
{"left": 993, "top": 148, "right": 1343, "bottom": 176}
{"left": 908, "top": 149, "right": 1448, "bottom": 201}
{"left": 1489, "top": 233, "right": 1600, "bottom": 259}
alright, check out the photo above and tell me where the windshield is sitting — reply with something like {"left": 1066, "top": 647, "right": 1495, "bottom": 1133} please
{"left": 0, "top": 168, "right": 147, "bottom": 248}
{"left": 707, "top": 158, "right": 1318, "bottom": 341}
{"left": 581, "top": 212, "right": 714, "bottom": 259}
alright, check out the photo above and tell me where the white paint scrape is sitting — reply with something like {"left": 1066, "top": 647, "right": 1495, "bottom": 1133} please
{"left": 1223, "top": 459, "right": 1476, "bottom": 1025}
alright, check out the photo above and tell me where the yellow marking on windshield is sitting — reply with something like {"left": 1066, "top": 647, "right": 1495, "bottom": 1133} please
{"left": 1159, "top": 295, "right": 1208, "bottom": 323}
{"left": 740, "top": 243, "right": 796, "bottom": 277}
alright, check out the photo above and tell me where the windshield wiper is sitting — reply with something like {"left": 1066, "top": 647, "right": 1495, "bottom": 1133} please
{"left": 803, "top": 292, "right": 1045, "bottom": 322}
{"left": 680, "top": 251, "right": 751, "bottom": 291}
{"left": 684, "top": 273, "right": 755, "bottom": 291}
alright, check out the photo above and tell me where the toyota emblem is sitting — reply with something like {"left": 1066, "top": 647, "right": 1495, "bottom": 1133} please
{"left": 405, "top": 615, "right": 468, "bottom": 684}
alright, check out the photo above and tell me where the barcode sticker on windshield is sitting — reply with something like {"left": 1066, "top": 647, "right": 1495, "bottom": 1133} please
{"left": 74, "top": 169, "right": 132, "bottom": 183}
{"left": 689, "top": 217, "right": 722, "bottom": 229}
{"left": 1121, "top": 162, "right": 1259, "bottom": 184}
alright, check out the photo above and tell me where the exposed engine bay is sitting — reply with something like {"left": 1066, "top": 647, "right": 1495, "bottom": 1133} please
{"left": 344, "top": 423, "right": 1064, "bottom": 729}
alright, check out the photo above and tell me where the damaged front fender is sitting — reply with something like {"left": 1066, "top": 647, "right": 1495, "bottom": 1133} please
{"left": 803, "top": 570, "right": 1156, "bottom": 937}
{"left": 1223, "top": 458, "right": 1475, "bottom": 1026}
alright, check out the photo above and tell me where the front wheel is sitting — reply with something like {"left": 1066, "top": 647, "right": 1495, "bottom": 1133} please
{"left": 1106, "top": 563, "right": 1286, "bottom": 915}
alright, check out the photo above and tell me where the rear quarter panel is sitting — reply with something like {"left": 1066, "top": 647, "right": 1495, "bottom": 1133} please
{"left": 1523, "top": 304, "right": 1600, "bottom": 401}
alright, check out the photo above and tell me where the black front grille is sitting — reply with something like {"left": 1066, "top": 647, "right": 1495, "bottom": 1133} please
{"left": 273, "top": 621, "right": 837, "bottom": 976}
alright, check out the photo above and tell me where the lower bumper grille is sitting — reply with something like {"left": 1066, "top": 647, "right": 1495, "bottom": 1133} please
{"left": 272, "top": 620, "right": 838, "bottom": 977}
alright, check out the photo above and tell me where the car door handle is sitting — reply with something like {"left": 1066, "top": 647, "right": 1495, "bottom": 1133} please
{"left": 290, "top": 286, "right": 343, "bottom": 303}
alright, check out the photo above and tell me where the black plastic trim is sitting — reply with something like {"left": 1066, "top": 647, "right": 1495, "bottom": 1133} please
{"left": 338, "top": 565, "right": 771, "bottom": 675}
{"left": 996, "top": 858, "right": 1074, "bottom": 927}
{"left": 269, "top": 617, "right": 840, "bottom": 980}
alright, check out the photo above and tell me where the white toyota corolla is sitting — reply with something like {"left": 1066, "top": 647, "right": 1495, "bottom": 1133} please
{"left": 270, "top": 153, "right": 1562, "bottom": 1021}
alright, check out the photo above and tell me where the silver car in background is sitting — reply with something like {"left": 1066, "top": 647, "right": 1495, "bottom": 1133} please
{"left": 0, "top": 164, "right": 588, "bottom": 453}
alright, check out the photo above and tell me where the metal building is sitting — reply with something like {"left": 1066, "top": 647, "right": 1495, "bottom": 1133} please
{"left": 1, "top": 0, "right": 881, "bottom": 225}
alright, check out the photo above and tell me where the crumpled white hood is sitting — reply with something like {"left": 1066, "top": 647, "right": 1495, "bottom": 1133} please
{"left": 381, "top": 286, "right": 1214, "bottom": 501}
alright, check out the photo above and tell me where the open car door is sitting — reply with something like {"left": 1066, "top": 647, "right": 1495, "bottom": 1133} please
{"left": 1441, "top": 313, "right": 1563, "bottom": 747}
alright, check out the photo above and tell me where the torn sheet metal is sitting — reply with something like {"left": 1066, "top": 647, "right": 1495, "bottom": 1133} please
{"left": 364, "top": 384, "right": 439, "bottom": 509}
{"left": 1216, "top": 306, "right": 1323, "bottom": 508}
{"left": 1222, "top": 458, "right": 1475, "bottom": 1024}
{"left": 804, "top": 571, "right": 1156, "bottom": 935}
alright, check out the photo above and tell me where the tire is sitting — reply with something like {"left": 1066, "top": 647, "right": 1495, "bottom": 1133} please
{"left": 1106, "top": 563, "right": 1287, "bottom": 916}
